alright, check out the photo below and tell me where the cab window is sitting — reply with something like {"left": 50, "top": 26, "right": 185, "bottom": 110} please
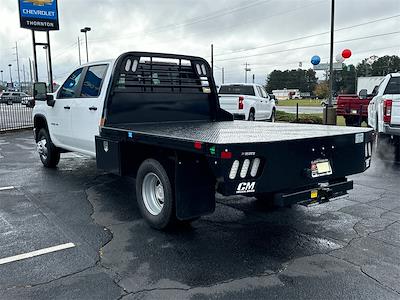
{"left": 59, "top": 68, "right": 83, "bottom": 98}
{"left": 80, "top": 64, "right": 108, "bottom": 98}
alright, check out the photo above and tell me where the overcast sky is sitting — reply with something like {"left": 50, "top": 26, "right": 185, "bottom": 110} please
{"left": 0, "top": 0, "right": 399, "bottom": 86}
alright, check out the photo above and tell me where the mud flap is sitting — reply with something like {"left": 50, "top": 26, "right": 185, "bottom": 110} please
{"left": 175, "top": 153, "right": 216, "bottom": 220}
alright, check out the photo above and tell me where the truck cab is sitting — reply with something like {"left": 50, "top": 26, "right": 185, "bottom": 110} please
{"left": 33, "top": 60, "right": 114, "bottom": 156}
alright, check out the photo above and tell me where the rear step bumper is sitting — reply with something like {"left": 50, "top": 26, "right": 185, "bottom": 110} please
{"left": 273, "top": 179, "right": 353, "bottom": 207}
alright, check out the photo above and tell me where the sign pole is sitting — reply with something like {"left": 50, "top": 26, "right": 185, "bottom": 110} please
{"left": 31, "top": 30, "right": 38, "bottom": 82}
{"left": 46, "top": 31, "right": 54, "bottom": 92}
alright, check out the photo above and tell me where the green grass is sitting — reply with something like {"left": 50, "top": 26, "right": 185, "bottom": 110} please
{"left": 276, "top": 99, "right": 321, "bottom": 107}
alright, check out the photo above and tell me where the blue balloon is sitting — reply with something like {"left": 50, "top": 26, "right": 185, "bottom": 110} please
{"left": 311, "top": 55, "right": 321, "bottom": 65}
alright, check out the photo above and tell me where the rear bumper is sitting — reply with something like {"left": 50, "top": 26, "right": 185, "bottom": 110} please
{"left": 383, "top": 124, "right": 400, "bottom": 136}
{"left": 273, "top": 179, "right": 353, "bottom": 207}
{"left": 233, "top": 113, "right": 246, "bottom": 120}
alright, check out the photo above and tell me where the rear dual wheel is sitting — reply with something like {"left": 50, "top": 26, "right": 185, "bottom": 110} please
{"left": 136, "top": 159, "right": 196, "bottom": 230}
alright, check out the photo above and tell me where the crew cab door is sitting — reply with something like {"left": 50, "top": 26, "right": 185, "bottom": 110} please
{"left": 256, "top": 85, "right": 270, "bottom": 119}
{"left": 70, "top": 64, "right": 109, "bottom": 154}
{"left": 49, "top": 67, "right": 84, "bottom": 147}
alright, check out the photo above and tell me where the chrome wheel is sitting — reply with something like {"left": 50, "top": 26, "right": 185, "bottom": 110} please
{"left": 37, "top": 138, "right": 48, "bottom": 160}
{"left": 142, "top": 172, "right": 165, "bottom": 216}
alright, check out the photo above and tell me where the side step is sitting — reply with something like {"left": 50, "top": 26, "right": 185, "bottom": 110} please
{"left": 273, "top": 179, "right": 353, "bottom": 207}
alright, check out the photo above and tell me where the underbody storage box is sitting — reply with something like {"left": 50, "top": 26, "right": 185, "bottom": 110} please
{"left": 95, "top": 136, "right": 123, "bottom": 175}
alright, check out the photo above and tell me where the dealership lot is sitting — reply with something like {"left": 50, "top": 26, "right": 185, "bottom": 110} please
{"left": 0, "top": 130, "right": 399, "bottom": 299}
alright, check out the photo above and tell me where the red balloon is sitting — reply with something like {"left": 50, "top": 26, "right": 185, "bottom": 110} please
{"left": 342, "top": 49, "right": 352, "bottom": 59}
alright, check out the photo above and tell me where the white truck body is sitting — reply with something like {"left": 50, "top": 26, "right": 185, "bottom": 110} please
{"left": 33, "top": 60, "right": 115, "bottom": 157}
{"left": 368, "top": 73, "right": 400, "bottom": 136}
{"left": 218, "top": 83, "right": 276, "bottom": 121}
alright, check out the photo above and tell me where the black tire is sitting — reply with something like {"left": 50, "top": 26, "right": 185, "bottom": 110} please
{"left": 37, "top": 128, "right": 60, "bottom": 168}
{"left": 248, "top": 110, "right": 255, "bottom": 121}
{"left": 268, "top": 109, "right": 276, "bottom": 122}
{"left": 136, "top": 159, "right": 176, "bottom": 230}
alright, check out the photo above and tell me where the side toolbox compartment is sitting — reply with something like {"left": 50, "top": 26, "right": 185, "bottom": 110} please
{"left": 95, "top": 136, "right": 122, "bottom": 175}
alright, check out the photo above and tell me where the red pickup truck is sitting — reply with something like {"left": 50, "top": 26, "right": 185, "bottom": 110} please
{"left": 336, "top": 94, "right": 373, "bottom": 126}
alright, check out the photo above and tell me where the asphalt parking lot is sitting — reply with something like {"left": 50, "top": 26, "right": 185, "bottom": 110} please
{"left": 0, "top": 130, "right": 399, "bottom": 300}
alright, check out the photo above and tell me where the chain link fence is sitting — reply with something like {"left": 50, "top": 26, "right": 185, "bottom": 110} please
{"left": 0, "top": 96, "right": 34, "bottom": 132}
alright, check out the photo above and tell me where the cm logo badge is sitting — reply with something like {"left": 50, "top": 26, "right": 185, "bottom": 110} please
{"left": 236, "top": 182, "right": 256, "bottom": 194}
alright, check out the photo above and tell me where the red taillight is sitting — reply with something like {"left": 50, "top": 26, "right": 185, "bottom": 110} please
{"left": 194, "top": 141, "right": 202, "bottom": 150}
{"left": 383, "top": 99, "right": 393, "bottom": 124}
{"left": 221, "top": 151, "right": 232, "bottom": 159}
{"left": 238, "top": 96, "right": 244, "bottom": 110}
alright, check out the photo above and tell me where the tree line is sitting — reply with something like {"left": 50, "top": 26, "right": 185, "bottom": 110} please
{"left": 265, "top": 55, "right": 400, "bottom": 98}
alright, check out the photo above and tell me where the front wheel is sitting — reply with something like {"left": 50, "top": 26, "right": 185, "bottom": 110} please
{"left": 37, "top": 128, "right": 60, "bottom": 168}
{"left": 268, "top": 109, "right": 276, "bottom": 122}
{"left": 248, "top": 110, "right": 255, "bottom": 121}
{"left": 136, "top": 159, "right": 176, "bottom": 229}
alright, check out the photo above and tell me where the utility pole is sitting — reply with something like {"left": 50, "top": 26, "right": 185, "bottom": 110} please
{"left": 78, "top": 36, "right": 82, "bottom": 65}
{"left": 14, "top": 42, "right": 21, "bottom": 91}
{"left": 323, "top": 0, "right": 337, "bottom": 125}
{"left": 244, "top": 62, "right": 251, "bottom": 83}
{"left": 22, "top": 64, "right": 26, "bottom": 92}
{"left": 328, "top": 0, "right": 335, "bottom": 107}
{"left": 8, "top": 64, "right": 13, "bottom": 85}
{"left": 211, "top": 44, "right": 214, "bottom": 74}
{"left": 252, "top": 74, "right": 255, "bottom": 83}
{"left": 28, "top": 58, "right": 33, "bottom": 83}
{"left": 0, "top": 70, "right": 3, "bottom": 83}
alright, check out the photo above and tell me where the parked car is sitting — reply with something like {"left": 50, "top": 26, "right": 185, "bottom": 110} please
{"left": 0, "top": 91, "right": 29, "bottom": 104}
{"left": 368, "top": 73, "right": 400, "bottom": 159}
{"left": 336, "top": 93, "right": 372, "bottom": 126}
{"left": 218, "top": 83, "right": 276, "bottom": 121}
{"left": 320, "top": 97, "right": 338, "bottom": 106}
{"left": 31, "top": 51, "right": 372, "bottom": 230}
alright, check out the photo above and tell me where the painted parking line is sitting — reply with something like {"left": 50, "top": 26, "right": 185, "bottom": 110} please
{"left": 0, "top": 186, "right": 15, "bottom": 191}
{"left": 0, "top": 242, "right": 76, "bottom": 266}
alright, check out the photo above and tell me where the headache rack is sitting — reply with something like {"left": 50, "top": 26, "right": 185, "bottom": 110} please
{"left": 103, "top": 51, "right": 232, "bottom": 125}
{"left": 112, "top": 53, "right": 212, "bottom": 94}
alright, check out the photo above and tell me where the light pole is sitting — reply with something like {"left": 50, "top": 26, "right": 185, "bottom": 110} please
{"left": 43, "top": 46, "right": 51, "bottom": 90}
{"left": 0, "top": 70, "right": 3, "bottom": 84}
{"left": 8, "top": 64, "right": 13, "bottom": 85}
{"left": 80, "top": 27, "right": 91, "bottom": 63}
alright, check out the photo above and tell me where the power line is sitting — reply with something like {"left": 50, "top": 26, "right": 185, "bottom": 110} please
{"left": 216, "top": 31, "right": 400, "bottom": 62}
{"left": 213, "top": 13, "right": 400, "bottom": 58}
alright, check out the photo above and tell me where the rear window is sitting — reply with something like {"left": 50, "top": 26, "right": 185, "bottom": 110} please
{"left": 219, "top": 85, "right": 255, "bottom": 96}
{"left": 384, "top": 77, "right": 400, "bottom": 94}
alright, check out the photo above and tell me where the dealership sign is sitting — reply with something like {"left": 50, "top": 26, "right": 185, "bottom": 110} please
{"left": 19, "top": 0, "right": 59, "bottom": 31}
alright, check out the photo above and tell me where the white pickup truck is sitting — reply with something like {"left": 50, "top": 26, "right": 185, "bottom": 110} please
{"left": 218, "top": 83, "right": 276, "bottom": 121}
{"left": 368, "top": 73, "right": 400, "bottom": 159}
{"left": 29, "top": 51, "right": 373, "bottom": 229}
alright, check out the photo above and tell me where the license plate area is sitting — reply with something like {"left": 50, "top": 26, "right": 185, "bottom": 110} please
{"left": 311, "top": 159, "right": 332, "bottom": 178}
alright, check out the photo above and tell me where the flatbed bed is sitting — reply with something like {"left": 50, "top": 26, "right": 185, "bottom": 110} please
{"left": 91, "top": 51, "right": 374, "bottom": 228}
{"left": 102, "top": 121, "right": 371, "bottom": 145}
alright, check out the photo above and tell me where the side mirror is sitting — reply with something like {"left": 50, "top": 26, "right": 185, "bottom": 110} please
{"left": 359, "top": 89, "right": 368, "bottom": 99}
{"left": 33, "top": 82, "right": 48, "bottom": 101}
